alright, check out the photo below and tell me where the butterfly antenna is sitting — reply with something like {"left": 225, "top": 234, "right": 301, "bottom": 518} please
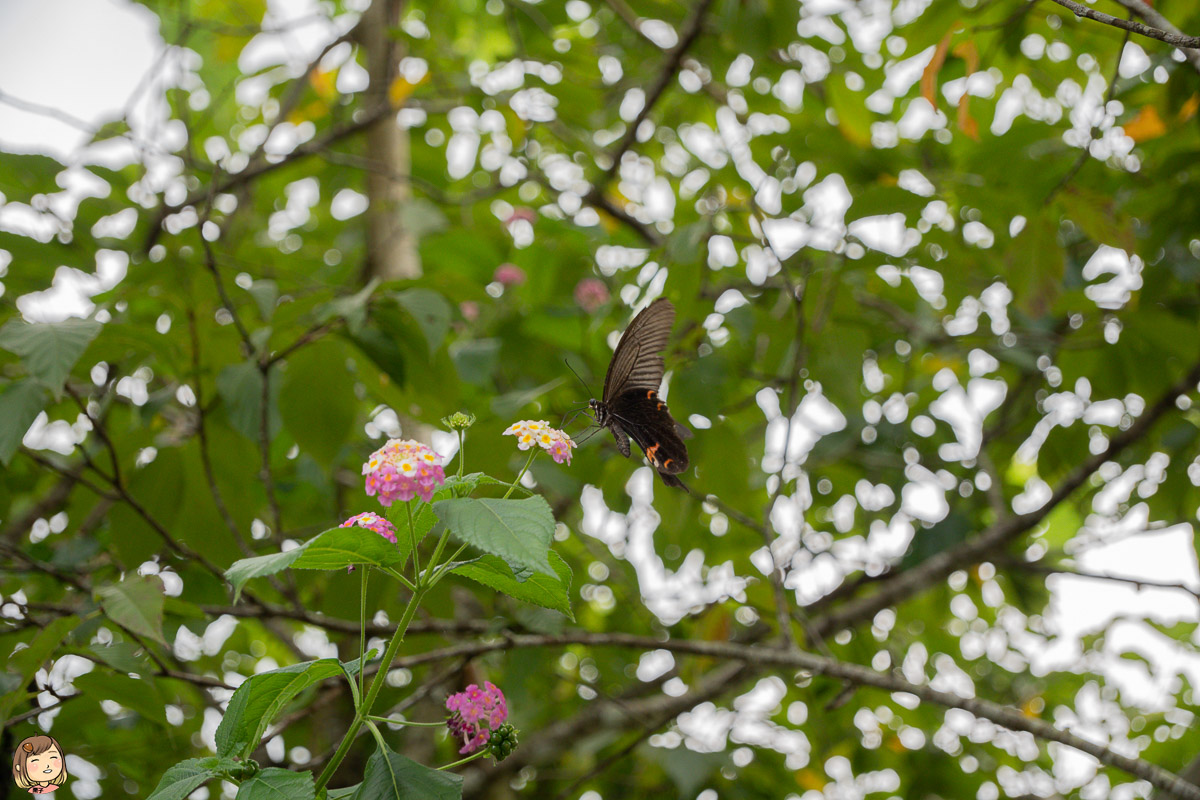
{"left": 564, "top": 358, "right": 595, "bottom": 397}
{"left": 574, "top": 425, "right": 604, "bottom": 446}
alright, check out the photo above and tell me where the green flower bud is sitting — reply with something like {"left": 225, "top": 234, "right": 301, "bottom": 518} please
{"left": 442, "top": 411, "right": 477, "bottom": 431}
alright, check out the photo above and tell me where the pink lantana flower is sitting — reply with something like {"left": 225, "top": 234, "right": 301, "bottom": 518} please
{"left": 494, "top": 263, "right": 526, "bottom": 286}
{"left": 362, "top": 439, "right": 447, "bottom": 506}
{"left": 446, "top": 682, "right": 508, "bottom": 754}
{"left": 503, "top": 420, "right": 576, "bottom": 465}
{"left": 339, "top": 511, "right": 397, "bottom": 543}
{"left": 574, "top": 278, "right": 609, "bottom": 312}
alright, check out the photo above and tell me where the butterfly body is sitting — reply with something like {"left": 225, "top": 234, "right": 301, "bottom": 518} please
{"left": 589, "top": 298, "right": 692, "bottom": 488}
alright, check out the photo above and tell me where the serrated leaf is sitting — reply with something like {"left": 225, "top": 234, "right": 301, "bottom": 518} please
{"left": 226, "top": 526, "right": 405, "bottom": 599}
{"left": 235, "top": 768, "right": 316, "bottom": 800}
{"left": 216, "top": 656, "right": 368, "bottom": 759}
{"left": 351, "top": 741, "right": 462, "bottom": 800}
{"left": 0, "top": 379, "right": 48, "bottom": 464}
{"left": 146, "top": 757, "right": 238, "bottom": 800}
{"left": 434, "top": 496, "right": 556, "bottom": 577}
{"left": 0, "top": 318, "right": 102, "bottom": 397}
{"left": 451, "top": 551, "right": 573, "bottom": 619}
{"left": 96, "top": 577, "right": 166, "bottom": 644}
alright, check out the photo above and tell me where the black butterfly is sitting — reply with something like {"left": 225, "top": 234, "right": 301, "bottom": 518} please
{"left": 589, "top": 298, "right": 692, "bottom": 489}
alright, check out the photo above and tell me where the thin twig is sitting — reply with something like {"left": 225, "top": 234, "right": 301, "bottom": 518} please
{"left": 1046, "top": 0, "right": 1200, "bottom": 48}
{"left": 594, "top": 0, "right": 717, "bottom": 187}
{"left": 1044, "top": 25, "right": 1132, "bottom": 206}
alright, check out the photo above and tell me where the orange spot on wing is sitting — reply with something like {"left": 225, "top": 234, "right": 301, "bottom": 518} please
{"left": 657, "top": 402, "right": 664, "bottom": 410}
{"left": 646, "top": 390, "right": 655, "bottom": 399}
{"left": 645, "top": 443, "right": 660, "bottom": 465}
{"left": 662, "top": 458, "right": 673, "bottom": 468}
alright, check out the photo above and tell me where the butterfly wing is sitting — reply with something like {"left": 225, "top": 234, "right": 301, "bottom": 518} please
{"left": 609, "top": 389, "right": 689, "bottom": 485}
{"left": 602, "top": 298, "right": 676, "bottom": 402}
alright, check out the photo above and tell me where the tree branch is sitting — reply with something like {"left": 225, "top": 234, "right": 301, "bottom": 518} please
{"left": 811, "top": 351, "right": 1200, "bottom": 638}
{"left": 594, "top": 0, "right": 717, "bottom": 187}
{"left": 1047, "top": 0, "right": 1200, "bottom": 52}
{"left": 399, "top": 631, "right": 1200, "bottom": 800}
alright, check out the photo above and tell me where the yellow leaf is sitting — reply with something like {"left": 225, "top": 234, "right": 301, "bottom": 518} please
{"left": 796, "top": 770, "right": 825, "bottom": 791}
{"left": 919, "top": 355, "right": 961, "bottom": 375}
{"left": 288, "top": 100, "right": 329, "bottom": 126}
{"left": 1179, "top": 94, "right": 1199, "bottom": 123}
{"left": 1124, "top": 105, "right": 1166, "bottom": 142}
{"left": 952, "top": 41, "right": 980, "bottom": 140}
{"left": 389, "top": 74, "right": 429, "bottom": 108}
{"left": 310, "top": 68, "right": 339, "bottom": 101}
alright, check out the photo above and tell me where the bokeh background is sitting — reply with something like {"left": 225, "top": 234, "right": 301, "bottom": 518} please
{"left": 4, "top": 0, "right": 1200, "bottom": 799}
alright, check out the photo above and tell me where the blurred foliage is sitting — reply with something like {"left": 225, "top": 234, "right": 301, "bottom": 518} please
{"left": 4, "top": 0, "right": 1200, "bottom": 798}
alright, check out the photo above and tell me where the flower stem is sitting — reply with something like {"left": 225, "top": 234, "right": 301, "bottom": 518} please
{"left": 457, "top": 429, "right": 465, "bottom": 479}
{"left": 428, "top": 542, "right": 471, "bottom": 589}
{"left": 422, "top": 524, "right": 453, "bottom": 584}
{"left": 382, "top": 566, "right": 417, "bottom": 592}
{"left": 358, "top": 566, "right": 369, "bottom": 700}
{"left": 437, "top": 750, "right": 489, "bottom": 771}
{"left": 406, "top": 500, "right": 421, "bottom": 581}
{"left": 504, "top": 450, "right": 537, "bottom": 499}
{"left": 365, "top": 714, "right": 445, "bottom": 727}
{"left": 314, "top": 585, "right": 426, "bottom": 791}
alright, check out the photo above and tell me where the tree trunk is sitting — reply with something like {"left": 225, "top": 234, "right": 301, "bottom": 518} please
{"left": 363, "top": 0, "right": 420, "bottom": 281}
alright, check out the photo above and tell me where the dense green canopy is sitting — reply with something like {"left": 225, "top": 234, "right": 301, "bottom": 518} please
{"left": 4, "top": 1, "right": 1200, "bottom": 799}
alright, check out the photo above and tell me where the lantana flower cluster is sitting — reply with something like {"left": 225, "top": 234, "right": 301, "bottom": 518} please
{"left": 362, "top": 438, "right": 447, "bottom": 505}
{"left": 503, "top": 420, "right": 576, "bottom": 465}
{"left": 339, "top": 511, "right": 397, "bottom": 543}
{"left": 445, "top": 682, "right": 508, "bottom": 754}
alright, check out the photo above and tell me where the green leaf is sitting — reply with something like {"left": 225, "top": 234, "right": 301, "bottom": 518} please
{"left": 0, "top": 379, "right": 48, "bottom": 464}
{"left": 398, "top": 198, "right": 449, "bottom": 240}
{"left": 666, "top": 220, "right": 708, "bottom": 264}
{"left": 434, "top": 496, "right": 556, "bottom": 577}
{"left": 216, "top": 362, "right": 281, "bottom": 442}
{"left": 899, "top": 513, "right": 972, "bottom": 571}
{"left": 216, "top": 657, "right": 366, "bottom": 759}
{"left": 279, "top": 341, "right": 356, "bottom": 465}
{"left": 226, "top": 526, "right": 405, "bottom": 599}
{"left": 88, "top": 641, "right": 153, "bottom": 676}
{"left": 0, "top": 152, "right": 64, "bottom": 201}
{"left": 347, "top": 326, "right": 406, "bottom": 386}
{"left": 72, "top": 671, "right": 166, "bottom": 722}
{"left": 395, "top": 288, "right": 451, "bottom": 354}
{"left": 146, "top": 757, "right": 238, "bottom": 800}
{"left": 0, "top": 615, "right": 79, "bottom": 721}
{"left": 826, "top": 73, "right": 873, "bottom": 146}
{"left": 450, "top": 338, "right": 500, "bottom": 385}
{"left": 95, "top": 577, "right": 166, "bottom": 644}
{"left": 236, "top": 768, "right": 316, "bottom": 800}
{"left": 247, "top": 280, "right": 280, "bottom": 321}
{"left": 351, "top": 741, "right": 462, "bottom": 800}
{"left": 490, "top": 378, "right": 563, "bottom": 418}
{"left": 0, "top": 318, "right": 102, "bottom": 397}
{"left": 452, "top": 551, "right": 573, "bottom": 619}
{"left": 391, "top": 472, "right": 499, "bottom": 565}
